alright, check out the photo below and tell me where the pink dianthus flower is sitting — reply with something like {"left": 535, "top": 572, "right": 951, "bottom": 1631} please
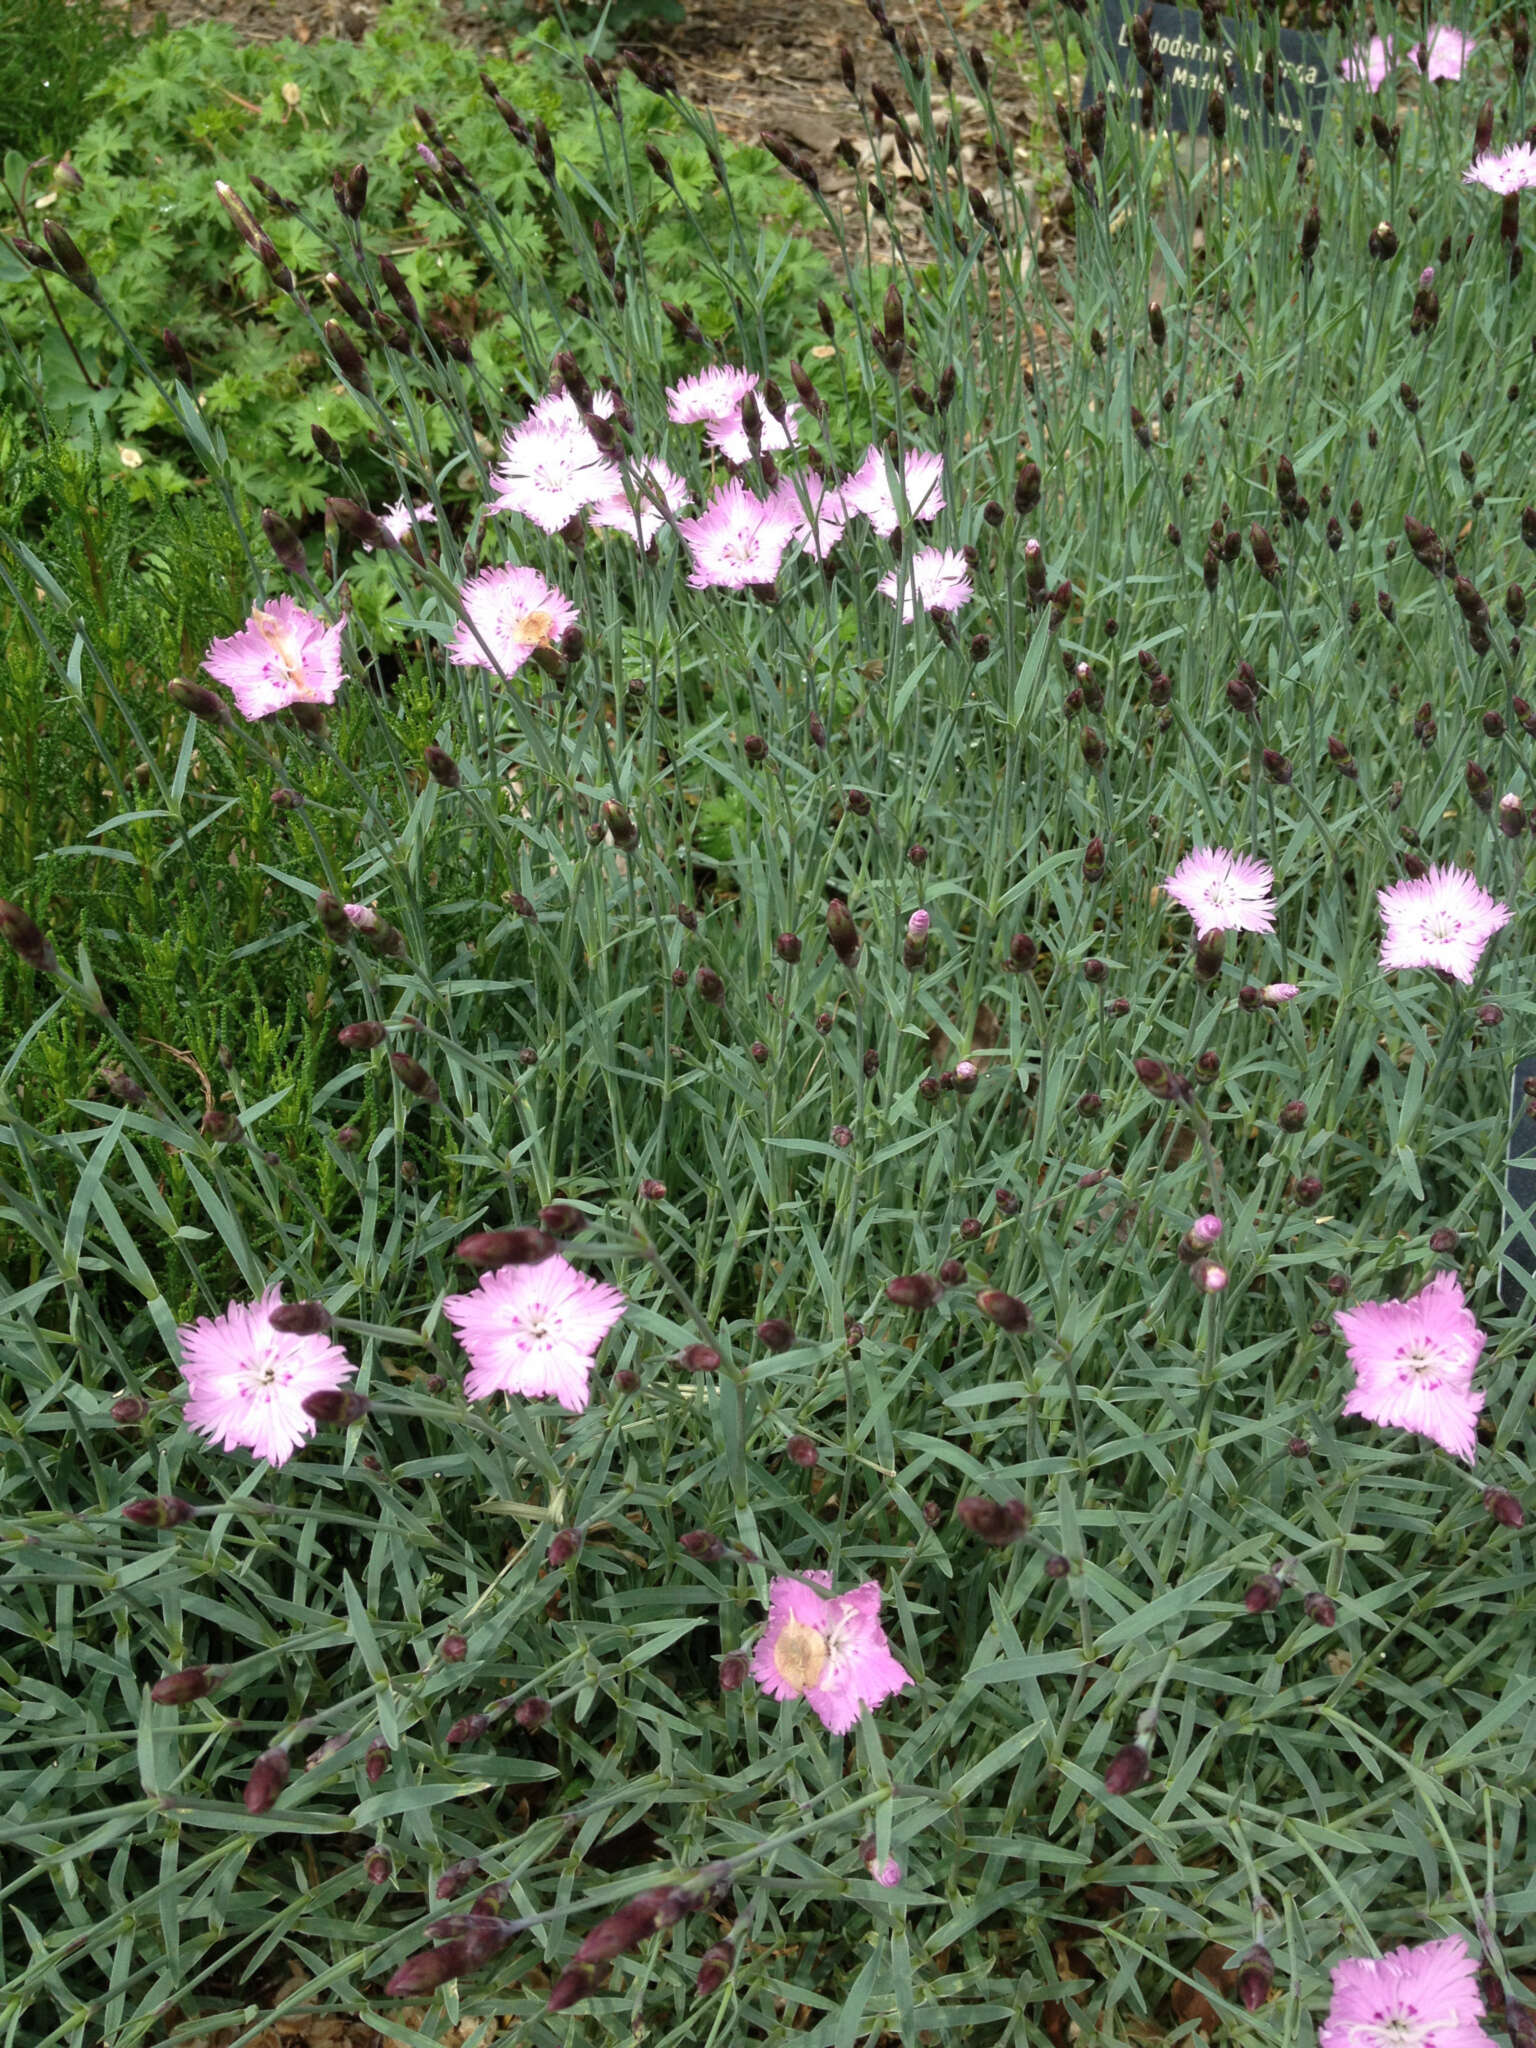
{"left": 1341, "top": 33, "right": 1396, "bottom": 88}
{"left": 768, "top": 474, "right": 848, "bottom": 560}
{"left": 876, "top": 546, "right": 974, "bottom": 622}
{"left": 449, "top": 565, "right": 577, "bottom": 675}
{"left": 705, "top": 399, "right": 802, "bottom": 466}
{"left": 1377, "top": 864, "right": 1510, "bottom": 984}
{"left": 443, "top": 1252, "right": 627, "bottom": 1412}
{"left": 588, "top": 459, "right": 691, "bottom": 546}
{"left": 178, "top": 1288, "right": 354, "bottom": 1467}
{"left": 202, "top": 597, "right": 347, "bottom": 722}
{"left": 1463, "top": 143, "right": 1536, "bottom": 193}
{"left": 365, "top": 499, "right": 437, "bottom": 552}
{"left": 1319, "top": 1938, "right": 1496, "bottom": 2048}
{"left": 1164, "top": 847, "right": 1277, "bottom": 940}
{"left": 1334, "top": 1270, "right": 1487, "bottom": 1464}
{"left": 840, "top": 446, "right": 946, "bottom": 536}
{"left": 678, "top": 478, "right": 800, "bottom": 590}
{"left": 1412, "top": 24, "right": 1476, "bottom": 78}
{"left": 666, "top": 366, "right": 759, "bottom": 427}
{"left": 751, "top": 1571, "right": 911, "bottom": 1734}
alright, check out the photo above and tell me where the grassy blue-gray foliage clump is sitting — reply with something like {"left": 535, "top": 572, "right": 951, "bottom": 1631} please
{"left": 2, "top": 4, "right": 1534, "bottom": 2045}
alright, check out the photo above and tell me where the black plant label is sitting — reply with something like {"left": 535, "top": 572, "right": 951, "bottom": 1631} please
{"left": 1502, "top": 1057, "right": 1536, "bottom": 1311}
{"left": 1092, "top": 0, "right": 1333, "bottom": 145}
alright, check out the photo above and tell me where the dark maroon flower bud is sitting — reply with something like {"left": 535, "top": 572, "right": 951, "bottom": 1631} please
{"left": 977, "top": 1289, "right": 1032, "bottom": 1332}
{"left": 1082, "top": 835, "right": 1105, "bottom": 882}
{"left": 1507, "top": 2002, "right": 1536, "bottom": 2048}
{"left": 440, "top": 1632, "right": 468, "bottom": 1664}
{"left": 446, "top": 1712, "right": 489, "bottom": 1747}
{"left": 1045, "top": 1554, "right": 1070, "bottom": 1579}
{"left": 694, "top": 965, "right": 725, "bottom": 1006}
{"left": 1484, "top": 1487, "right": 1526, "bottom": 1529}
{"left": 696, "top": 1939, "right": 735, "bottom": 1997}
{"left": 269, "top": 1299, "right": 332, "bottom": 1339}
{"left": 1250, "top": 523, "right": 1280, "bottom": 580}
{"left": 151, "top": 1665, "right": 216, "bottom": 1705}
{"left": 536, "top": 1201, "right": 584, "bottom": 1237}
{"left": 1369, "top": 218, "right": 1399, "bottom": 260}
{"left": 365, "top": 1849, "right": 391, "bottom": 1885}
{"left": 776, "top": 932, "right": 802, "bottom": 964}
{"left": 612, "top": 1368, "right": 639, "bottom": 1393}
{"left": 719, "top": 1652, "right": 749, "bottom": 1693}
{"left": 512, "top": 1695, "right": 551, "bottom": 1731}
{"left": 601, "top": 800, "right": 639, "bottom": 849}
{"left": 337, "top": 1020, "right": 387, "bottom": 1053}
{"left": 389, "top": 1053, "right": 439, "bottom": 1102}
{"left": 886, "top": 1272, "right": 942, "bottom": 1309}
{"left": 1428, "top": 1227, "right": 1459, "bottom": 1254}
{"left": 938, "top": 1257, "right": 967, "bottom": 1286}
{"left": 1293, "top": 1175, "right": 1323, "bottom": 1207}
{"left": 640, "top": 1178, "right": 667, "bottom": 1202}
{"left": 1262, "top": 748, "right": 1293, "bottom": 785}
{"left": 1303, "top": 1590, "right": 1336, "bottom": 1627}
{"left": 1278, "top": 1100, "right": 1308, "bottom": 1133}
{"left": 365, "top": 1738, "right": 390, "bottom": 1783}
{"left": 1245, "top": 1573, "right": 1284, "bottom": 1613}
{"left": 1478, "top": 1003, "right": 1504, "bottom": 1026}
{"left": 784, "top": 1434, "right": 819, "bottom": 1470}
{"left": 955, "top": 1497, "right": 1030, "bottom": 1544}
{"left": 244, "top": 1747, "right": 290, "bottom": 1815}
{"left": 436, "top": 1857, "right": 483, "bottom": 1901}
{"left": 548, "top": 1527, "right": 583, "bottom": 1567}
{"left": 111, "top": 1394, "right": 149, "bottom": 1425}
{"left": 1083, "top": 955, "right": 1107, "bottom": 984}
{"left": 959, "top": 1217, "right": 982, "bottom": 1243}
{"left": 1236, "top": 1946, "right": 1276, "bottom": 2013}
{"left": 1134, "top": 1057, "right": 1180, "bottom": 1101}
{"left": 424, "top": 745, "right": 460, "bottom": 789}
{"left": 0, "top": 899, "right": 58, "bottom": 973}
{"left": 826, "top": 898, "right": 860, "bottom": 965}
{"left": 301, "top": 1388, "right": 371, "bottom": 1425}
{"left": 123, "top": 1495, "right": 196, "bottom": 1528}
{"left": 756, "top": 1318, "right": 794, "bottom": 1353}
{"left": 1103, "top": 1743, "right": 1150, "bottom": 1796}
{"left": 681, "top": 1528, "right": 727, "bottom": 1562}
{"left": 455, "top": 1228, "right": 555, "bottom": 1268}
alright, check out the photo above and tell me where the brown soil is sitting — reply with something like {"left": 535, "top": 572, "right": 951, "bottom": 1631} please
{"left": 125, "top": 0, "right": 1053, "bottom": 260}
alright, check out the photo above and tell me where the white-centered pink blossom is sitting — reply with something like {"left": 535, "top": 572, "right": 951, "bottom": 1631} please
{"left": 449, "top": 565, "right": 578, "bottom": 675}
{"left": 443, "top": 1253, "right": 627, "bottom": 1411}
{"left": 202, "top": 597, "right": 347, "bottom": 722}
{"left": 1377, "top": 864, "right": 1510, "bottom": 984}
{"left": 178, "top": 1288, "right": 354, "bottom": 1467}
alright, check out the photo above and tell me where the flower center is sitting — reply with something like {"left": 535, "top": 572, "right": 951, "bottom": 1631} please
{"left": 1368, "top": 2005, "right": 1441, "bottom": 2048}
{"left": 252, "top": 610, "right": 311, "bottom": 695}
{"left": 1396, "top": 1340, "right": 1444, "bottom": 1382}
{"left": 772, "top": 1617, "right": 829, "bottom": 1691}
{"left": 510, "top": 608, "right": 554, "bottom": 648}
{"left": 1423, "top": 912, "right": 1461, "bottom": 944}
{"left": 520, "top": 1313, "right": 549, "bottom": 1342}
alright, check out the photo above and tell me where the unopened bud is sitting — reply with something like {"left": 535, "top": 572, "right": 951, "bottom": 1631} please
{"left": 455, "top": 1228, "right": 555, "bottom": 1268}
{"left": 679, "top": 1344, "right": 722, "bottom": 1372}
{"left": 1484, "top": 1487, "right": 1526, "bottom": 1529}
{"left": 548, "top": 1526, "right": 583, "bottom": 1567}
{"left": 244, "top": 1746, "right": 291, "bottom": 1815}
{"left": 1245, "top": 1573, "right": 1284, "bottom": 1613}
{"left": 151, "top": 1665, "right": 216, "bottom": 1705}
{"left": 756, "top": 1319, "right": 794, "bottom": 1353}
{"left": 389, "top": 1053, "right": 439, "bottom": 1102}
{"left": 1236, "top": 1946, "right": 1276, "bottom": 2013}
{"left": 886, "top": 1272, "right": 942, "bottom": 1309}
{"left": 697, "top": 1940, "right": 735, "bottom": 1996}
{"left": 123, "top": 1495, "right": 196, "bottom": 1528}
{"left": 977, "top": 1289, "right": 1032, "bottom": 1332}
{"left": 0, "top": 899, "right": 58, "bottom": 973}
{"left": 1303, "top": 1590, "right": 1337, "bottom": 1628}
{"left": 955, "top": 1497, "right": 1030, "bottom": 1543}
{"left": 1103, "top": 1742, "right": 1150, "bottom": 1796}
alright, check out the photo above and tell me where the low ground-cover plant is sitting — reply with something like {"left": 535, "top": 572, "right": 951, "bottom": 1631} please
{"left": 0, "top": 0, "right": 827, "bottom": 515}
{"left": 2, "top": 4, "right": 1536, "bottom": 2046}
{"left": 0, "top": 0, "right": 136, "bottom": 162}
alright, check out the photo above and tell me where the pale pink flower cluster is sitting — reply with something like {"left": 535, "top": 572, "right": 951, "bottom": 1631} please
{"left": 877, "top": 548, "right": 974, "bottom": 623}
{"left": 1343, "top": 23, "right": 1476, "bottom": 88}
{"left": 1334, "top": 1270, "right": 1487, "bottom": 1463}
{"left": 666, "top": 367, "right": 802, "bottom": 464}
{"left": 177, "top": 1253, "right": 630, "bottom": 1466}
